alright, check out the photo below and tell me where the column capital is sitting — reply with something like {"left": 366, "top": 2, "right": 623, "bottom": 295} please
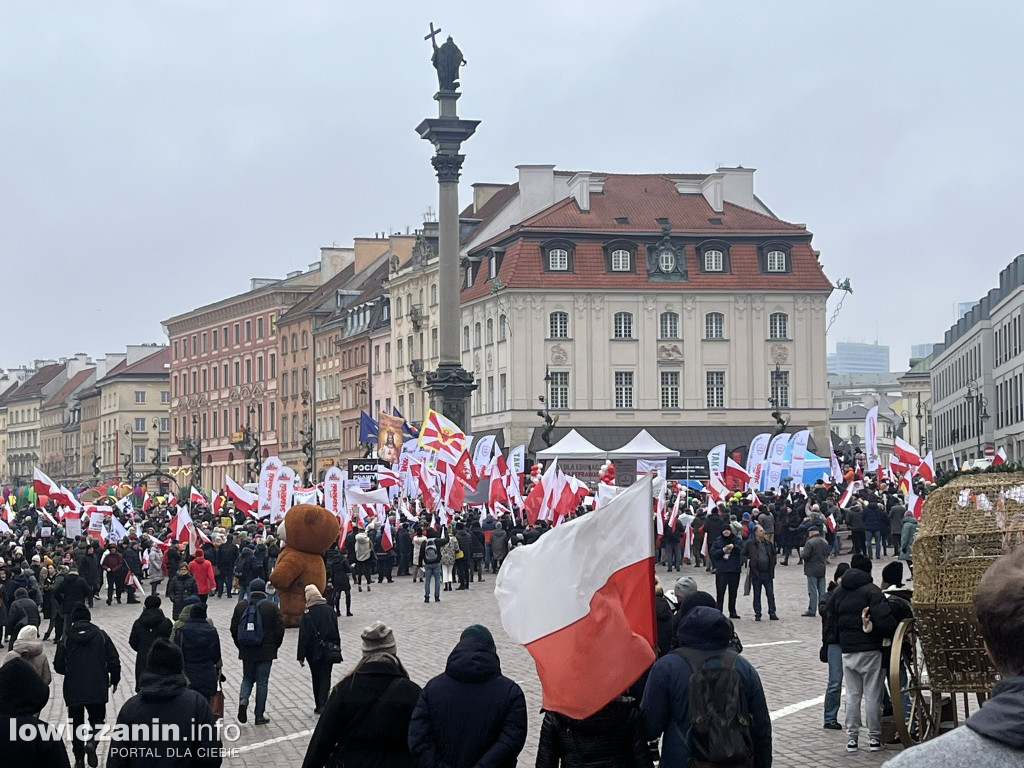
{"left": 431, "top": 153, "right": 465, "bottom": 182}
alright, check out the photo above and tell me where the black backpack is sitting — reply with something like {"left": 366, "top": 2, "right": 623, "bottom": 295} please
{"left": 674, "top": 648, "right": 754, "bottom": 768}
{"left": 236, "top": 598, "right": 267, "bottom": 647}
{"left": 423, "top": 539, "right": 440, "bottom": 564}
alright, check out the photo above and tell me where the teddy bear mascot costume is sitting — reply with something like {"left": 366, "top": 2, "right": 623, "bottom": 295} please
{"left": 268, "top": 504, "right": 340, "bottom": 627}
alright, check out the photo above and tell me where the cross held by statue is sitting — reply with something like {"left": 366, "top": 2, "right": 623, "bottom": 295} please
{"left": 425, "top": 22, "right": 442, "bottom": 45}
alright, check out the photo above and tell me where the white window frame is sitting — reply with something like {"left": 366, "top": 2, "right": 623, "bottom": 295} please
{"left": 771, "top": 369, "right": 790, "bottom": 408}
{"left": 549, "top": 371, "right": 569, "bottom": 409}
{"left": 706, "top": 371, "right": 725, "bottom": 409}
{"left": 767, "top": 250, "right": 787, "bottom": 272}
{"left": 611, "top": 249, "right": 631, "bottom": 272}
{"left": 703, "top": 249, "right": 724, "bottom": 272}
{"left": 613, "top": 311, "right": 634, "bottom": 340}
{"left": 614, "top": 371, "right": 635, "bottom": 409}
{"left": 549, "top": 312, "right": 569, "bottom": 339}
{"left": 660, "top": 311, "right": 679, "bottom": 340}
{"left": 660, "top": 371, "right": 680, "bottom": 409}
{"left": 658, "top": 250, "right": 676, "bottom": 273}
{"left": 705, "top": 312, "right": 725, "bottom": 340}
{"left": 769, "top": 312, "right": 789, "bottom": 340}
{"left": 134, "top": 390, "right": 146, "bottom": 404}
{"left": 548, "top": 248, "right": 569, "bottom": 271}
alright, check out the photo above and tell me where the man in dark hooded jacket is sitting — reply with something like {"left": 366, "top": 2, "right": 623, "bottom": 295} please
{"left": 54, "top": 605, "right": 121, "bottom": 768}
{"left": 53, "top": 565, "right": 92, "bottom": 640}
{"left": 409, "top": 624, "right": 527, "bottom": 768}
{"left": 0, "top": 656, "right": 72, "bottom": 767}
{"left": 641, "top": 606, "right": 771, "bottom": 768}
{"left": 128, "top": 595, "right": 173, "bottom": 691}
{"left": 106, "top": 639, "right": 222, "bottom": 768}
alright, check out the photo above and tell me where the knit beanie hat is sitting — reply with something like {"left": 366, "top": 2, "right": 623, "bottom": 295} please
{"left": 460, "top": 624, "right": 495, "bottom": 651}
{"left": 361, "top": 621, "right": 397, "bottom": 658}
{"left": 144, "top": 595, "right": 161, "bottom": 609}
{"left": 71, "top": 605, "right": 91, "bottom": 624}
{"left": 147, "top": 639, "right": 184, "bottom": 676}
{"left": 833, "top": 562, "right": 850, "bottom": 584}
{"left": 673, "top": 576, "right": 698, "bottom": 604}
{"left": 250, "top": 578, "right": 267, "bottom": 593}
{"left": 678, "top": 590, "right": 717, "bottom": 621}
{"left": 882, "top": 561, "right": 905, "bottom": 587}
{"left": 850, "top": 553, "right": 873, "bottom": 574}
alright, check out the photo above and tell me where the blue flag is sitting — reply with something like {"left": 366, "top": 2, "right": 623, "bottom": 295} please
{"left": 392, "top": 407, "right": 418, "bottom": 439}
{"left": 359, "top": 411, "right": 379, "bottom": 444}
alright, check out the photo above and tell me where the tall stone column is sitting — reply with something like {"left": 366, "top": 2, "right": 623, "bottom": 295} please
{"left": 416, "top": 85, "right": 479, "bottom": 431}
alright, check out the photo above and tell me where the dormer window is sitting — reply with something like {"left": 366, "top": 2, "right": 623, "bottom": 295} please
{"left": 704, "top": 250, "right": 723, "bottom": 272}
{"left": 658, "top": 249, "right": 676, "bottom": 273}
{"left": 604, "top": 241, "right": 637, "bottom": 274}
{"left": 611, "top": 250, "right": 631, "bottom": 271}
{"left": 696, "top": 241, "right": 731, "bottom": 274}
{"left": 767, "top": 250, "right": 787, "bottom": 272}
{"left": 542, "top": 240, "right": 575, "bottom": 272}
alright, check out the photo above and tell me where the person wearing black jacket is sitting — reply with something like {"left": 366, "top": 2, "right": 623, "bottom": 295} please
{"left": 54, "top": 605, "right": 121, "bottom": 768}
{"left": 230, "top": 578, "right": 285, "bottom": 725}
{"left": 0, "top": 656, "right": 72, "bottom": 768}
{"left": 6, "top": 587, "right": 41, "bottom": 649}
{"left": 52, "top": 566, "right": 92, "bottom": 641}
{"left": 468, "top": 520, "right": 486, "bottom": 582}
{"left": 536, "top": 695, "right": 653, "bottom": 768}
{"left": 741, "top": 526, "right": 779, "bottom": 621}
{"left": 101, "top": 543, "right": 127, "bottom": 605}
{"left": 174, "top": 602, "right": 221, "bottom": 701}
{"left": 701, "top": 509, "right": 725, "bottom": 573}
{"left": 323, "top": 542, "right": 353, "bottom": 617}
{"left": 301, "top": 621, "right": 421, "bottom": 768}
{"left": 453, "top": 523, "right": 473, "bottom": 589}
{"left": 297, "top": 585, "right": 341, "bottom": 713}
{"left": 107, "top": 639, "right": 222, "bottom": 768}
{"left": 709, "top": 527, "right": 742, "bottom": 619}
{"left": 128, "top": 595, "right": 173, "bottom": 691}
{"left": 823, "top": 554, "right": 897, "bottom": 753}
{"left": 76, "top": 546, "right": 101, "bottom": 605}
{"left": 122, "top": 541, "right": 144, "bottom": 604}
{"left": 408, "top": 625, "right": 527, "bottom": 768}
{"left": 396, "top": 523, "right": 413, "bottom": 577}
{"left": 217, "top": 535, "right": 239, "bottom": 598}
{"left": 233, "top": 547, "right": 260, "bottom": 602}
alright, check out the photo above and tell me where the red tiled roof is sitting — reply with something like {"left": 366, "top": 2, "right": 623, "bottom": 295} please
{"left": 459, "top": 183, "right": 518, "bottom": 222}
{"left": 120, "top": 347, "right": 170, "bottom": 376}
{"left": 5, "top": 364, "right": 63, "bottom": 401}
{"left": 43, "top": 369, "right": 94, "bottom": 407}
{"left": 521, "top": 174, "right": 806, "bottom": 234}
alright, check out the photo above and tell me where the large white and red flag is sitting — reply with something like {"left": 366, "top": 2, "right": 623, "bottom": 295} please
{"left": 225, "top": 475, "right": 258, "bottom": 516}
{"left": 893, "top": 437, "right": 922, "bottom": 468}
{"left": 190, "top": 486, "right": 208, "bottom": 506}
{"left": 495, "top": 475, "right": 656, "bottom": 720}
{"left": 33, "top": 467, "right": 61, "bottom": 500}
{"left": 917, "top": 452, "right": 935, "bottom": 483}
{"left": 724, "top": 458, "right": 751, "bottom": 489}
{"left": 375, "top": 465, "right": 402, "bottom": 489}
{"left": 905, "top": 473, "right": 924, "bottom": 519}
{"left": 418, "top": 408, "right": 467, "bottom": 462}
{"left": 992, "top": 447, "right": 1008, "bottom": 466}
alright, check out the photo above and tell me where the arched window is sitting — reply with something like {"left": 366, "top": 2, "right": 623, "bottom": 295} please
{"left": 431, "top": 284, "right": 438, "bottom": 305}
{"left": 613, "top": 312, "right": 633, "bottom": 339}
{"left": 281, "top": 338, "right": 288, "bottom": 355}
{"left": 660, "top": 311, "right": 679, "bottom": 339}
{"left": 547, "top": 248, "right": 569, "bottom": 271}
{"left": 703, "top": 249, "right": 724, "bottom": 272}
{"left": 395, "top": 297, "right": 402, "bottom": 317}
{"left": 767, "top": 250, "right": 787, "bottom": 272}
{"left": 474, "top": 322, "right": 482, "bottom": 347}
{"left": 705, "top": 312, "right": 725, "bottom": 340}
{"left": 769, "top": 312, "right": 789, "bottom": 340}
{"left": 486, "top": 318, "right": 494, "bottom": 343}
{"left": 291, "top": 334, "right": 298, "bottom": 353}
{"left": 301, "top": 330, "right": 308, "bottom": 349}
{"left": 610, "top": 249, "right": 631, "bottom": 272}
{"left": 463, "top": 326, "right": 470, "bottom": 351}
{"left": 549, "top": 312, "right": 569, "bottom": 339}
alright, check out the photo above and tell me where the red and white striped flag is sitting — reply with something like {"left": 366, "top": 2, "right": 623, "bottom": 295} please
{"left": 992, "top": 447, "right": 1007, "bottom": 466}
{"left": 225, "top": 475, "right": 258, "bottom": 515}
{"left": 893, "top": 437, "right": 922, "bottom": 468}
{"left": 917, "top": 452, "right": 935, "bottom": 483}
{"left": 839, "top": 480, "right": 864, "bottom": 509}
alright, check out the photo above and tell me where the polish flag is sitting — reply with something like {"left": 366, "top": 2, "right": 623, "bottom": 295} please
{"left": 381, "top": 519, "right": 394, "bottom": 551}
{"left": 444, "top": 462, "right": 466, "bottom": 511}
{"left": 376, "top": 466, "right": 402, "bottom": 489}
{"left": 212, "top": 494, "right": 224, "bottom": 515}
{"left": 33, "top": 467, "right": 61, "bottom": 500}
{"left": 488, "top": 456, "right": 510, "bottom": 508}
{"left": 451, "top": 449, "right": 480, "bottom": 489}
{"left": 523, "top": 473, "right": 546, "bottom": 525}
{"left": 906, "top": 482, "right": 924, "bottom": 520}
{"left": 540, "top": 460, "right": 568, "bottom": 522}
{"left": 142, "top": 492, "right": 153, "bottom": 512}
{"left": 125, "top": 571, "right": 145, "bottom": 593}
{"left": 495, "top": 476, "right": 656, "bottom": 720}
{"left": 893, "top": 437, "right": 923, "bottom": 468}
{"left": 190, "top": 486, "right": 208, "bottom": 506}
{"left": 839, "top": 480, "right": 864, "bottom": 509}
{"left": 225, "top": 476, "right": 258, "bottom": 515}
{"left": 992, "top": 447, "right": 1007, "bottom": 466}
{"left": 705, "top": 472, "right": 729, "bottom": 503}
{"left": 724, "top": 458, "right": 751, "bottom": 489}
{"left": 748, "top": 492, "right": 762, "bottom": 508}
{"left": 667, "top": 493, "right": 681, "bottom": 529}
{"left": 917, "top": 452, "right": 935, "bottom": 483}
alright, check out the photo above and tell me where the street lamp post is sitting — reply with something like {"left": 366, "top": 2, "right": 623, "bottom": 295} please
{"left": 537, "top": 367, "right": 558, "bottom": 447}
{"left": 122, "top": 424, "right": 134, "bottom": 485}
{"left": 915, "top": 394, "right": 925, "bottom": 453}
{"left": 965, "top": 379, "right": 990, "bottom": 458}
{"left": 767, "top": 362, "right": 790, "bottom": 436}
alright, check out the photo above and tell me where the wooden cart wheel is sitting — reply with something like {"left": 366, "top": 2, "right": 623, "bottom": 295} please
{"left": 890, "top": 618, "right": 941, "bottom": 746}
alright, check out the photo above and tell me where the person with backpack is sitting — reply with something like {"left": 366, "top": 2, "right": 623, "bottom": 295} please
{"left": 536, "top": 694, "right": 653, "bottom": 768}
{"left": 234, "top": 547, "right": 259, "bottom": 602}
{"left": 641, "top": 605, "right": 771, "bottom": 768}
{"left": 324, "top": 542, "right": 353, "bottom": 617}
{"left": 128, "top": 595, "right": 173, "bottom": 692}
{"left": 419, "top": 527, "right": 446, "bottom": 603}
{"left": 229, "top": 577, "right": 285, "bottom": 725}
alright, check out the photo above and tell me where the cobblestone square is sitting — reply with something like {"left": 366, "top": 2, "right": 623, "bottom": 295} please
{"left": 33, "top": 544, "right": 914, "bottom": 767}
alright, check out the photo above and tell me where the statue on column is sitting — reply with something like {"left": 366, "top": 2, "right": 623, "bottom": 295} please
{"left": 426, "top": 23, "right": 466, "bottom": 92}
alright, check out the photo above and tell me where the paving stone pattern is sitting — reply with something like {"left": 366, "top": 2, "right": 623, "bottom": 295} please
{"left": 37, "top": 551, "right": 910, "bottom": 767}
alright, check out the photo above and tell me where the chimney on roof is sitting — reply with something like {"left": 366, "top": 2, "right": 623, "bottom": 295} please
{"left": 517, "top": 164, "right": 557, "bottom": 219}
{"left": 700, "top": 173, "right": 724, "bottom": 213}
{"left": 472, "top": 183, "right": 509, "bottom": 215}
{"left": 568, "top": 172, "right": 592, "bottom": 212}
{"left": 320, "top": 246, "right": 355, "bottom": 283}
{"left": 717, "top": 166, "right": 757, "bottom": 211}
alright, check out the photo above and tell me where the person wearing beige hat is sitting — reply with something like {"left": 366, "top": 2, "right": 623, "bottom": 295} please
{"left": 298, "top": 585, "right": 341, "bottom": 714}
{"left": 300, "top": 621, "right": 422, "bottom": 768}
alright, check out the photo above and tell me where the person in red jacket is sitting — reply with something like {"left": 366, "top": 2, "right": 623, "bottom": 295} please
{"left": 188, "top": 549, "right": 216, "bottom": 604}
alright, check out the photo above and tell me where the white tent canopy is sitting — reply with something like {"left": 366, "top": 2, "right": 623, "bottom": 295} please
{"left": 536, "top": 429, "right": 608, "bottom": 460}
{"left": 607, "top": 429, "right": 679, "bottom": 459}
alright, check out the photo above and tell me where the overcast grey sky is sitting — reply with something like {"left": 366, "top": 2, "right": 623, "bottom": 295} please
{"left": 2, "top": 1, "right": 1022, "bottom": 371}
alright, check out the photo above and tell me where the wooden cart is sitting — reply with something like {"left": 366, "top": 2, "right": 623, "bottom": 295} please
{"left": 889, "top": 473, "right": 1024, "bottom": 746}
